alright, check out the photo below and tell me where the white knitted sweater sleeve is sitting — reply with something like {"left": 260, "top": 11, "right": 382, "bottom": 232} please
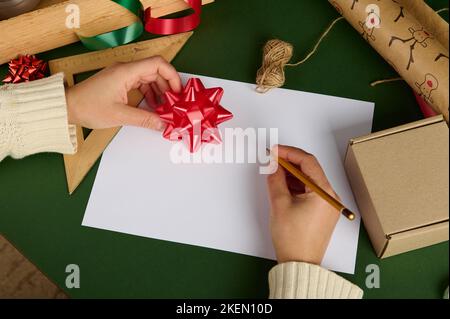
{"left": 269, "top": 262, "right": 364, "bottom": 299}
{"left": 0, "top": 73, "right": 77, "bottom": 161}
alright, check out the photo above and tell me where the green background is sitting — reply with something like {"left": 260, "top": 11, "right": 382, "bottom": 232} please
{"left": 0, "top": 0, "right": 448, "bottom": 299}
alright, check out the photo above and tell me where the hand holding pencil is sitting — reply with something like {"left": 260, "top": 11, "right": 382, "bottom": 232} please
{"left": 267, "top": 145, "right": 343, "bottom": 265}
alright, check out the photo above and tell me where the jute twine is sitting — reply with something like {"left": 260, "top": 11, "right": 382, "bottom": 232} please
{"left": 256, "top": 17, "right": 344, "bottom": 93}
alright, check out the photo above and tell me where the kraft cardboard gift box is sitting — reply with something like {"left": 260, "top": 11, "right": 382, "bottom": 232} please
{"left": 345, "top": 115, "right": 449, "bottom": 258}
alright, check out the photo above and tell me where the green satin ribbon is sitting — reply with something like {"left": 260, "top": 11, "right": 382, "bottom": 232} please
{"left": 78, "top": 0, "right": 144, "bottom": 50}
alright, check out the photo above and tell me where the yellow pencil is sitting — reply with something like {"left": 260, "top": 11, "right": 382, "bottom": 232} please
{"left": 268, "top": 149, "right": 356, "bottom": 221}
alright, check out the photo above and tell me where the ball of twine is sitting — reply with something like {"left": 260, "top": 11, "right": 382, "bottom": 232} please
{"left": 256, "top": 40, "right": 294, "bottom": 93}
{"left": 255, "top": 17, "right": 345, "bottom": 93}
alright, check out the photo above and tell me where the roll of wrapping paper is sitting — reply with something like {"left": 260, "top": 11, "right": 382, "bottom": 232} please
{"left": 329, "top": 0, "right": 449, "bottom": 121}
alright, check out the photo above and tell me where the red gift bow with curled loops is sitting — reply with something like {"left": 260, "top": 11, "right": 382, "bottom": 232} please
{"left": 154, "top": 78, "right": 233, "bottom": 153}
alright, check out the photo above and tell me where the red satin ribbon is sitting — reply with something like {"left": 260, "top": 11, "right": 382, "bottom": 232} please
{"left": 144, "top": 0, "right": 202, "bottom": 35}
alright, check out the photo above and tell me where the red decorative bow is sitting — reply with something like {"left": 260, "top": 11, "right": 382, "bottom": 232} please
{"left": 3, "top": 55, "right": 48, "bottom": 84}
{"left": 155, "top": 78, "right": 233, "bottom": 153}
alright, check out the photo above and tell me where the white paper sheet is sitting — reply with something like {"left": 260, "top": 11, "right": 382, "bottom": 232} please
{"left": 82, "top": 73, "right": 374, "bottom": 274}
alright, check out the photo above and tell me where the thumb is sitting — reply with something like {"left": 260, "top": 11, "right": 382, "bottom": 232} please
{"left": 114, "top": 103, "right": 166, "bottom": 131}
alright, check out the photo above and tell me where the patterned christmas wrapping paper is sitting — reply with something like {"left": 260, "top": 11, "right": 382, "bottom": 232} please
{"left": 329, "top": 0, "right": 449, "bottom": 121}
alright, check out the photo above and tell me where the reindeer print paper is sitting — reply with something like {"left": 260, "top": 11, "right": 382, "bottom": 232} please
{"left": 329, "top": 0, "right": 449, "bottom": 121}
{"left": 389, "top": 26, "right": 432, "bottom": 70}
{"left": 415, "top": 73, "right": 439, "bottom": 105}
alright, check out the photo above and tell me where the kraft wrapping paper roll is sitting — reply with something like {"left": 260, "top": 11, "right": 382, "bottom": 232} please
{"left": 329, "top": 0, "right": 449, "bottom": 121}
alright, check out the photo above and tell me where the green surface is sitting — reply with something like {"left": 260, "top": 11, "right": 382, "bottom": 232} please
{"left": 0, "top": 0, "right": 448, "bottom": 299}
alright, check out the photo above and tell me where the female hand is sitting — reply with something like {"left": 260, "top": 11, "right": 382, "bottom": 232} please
{"left": 267, "top": 145, "right": 341, "bottom": 265}
{"left": 65, "top": 56, "right": 182, "bottom": 131}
